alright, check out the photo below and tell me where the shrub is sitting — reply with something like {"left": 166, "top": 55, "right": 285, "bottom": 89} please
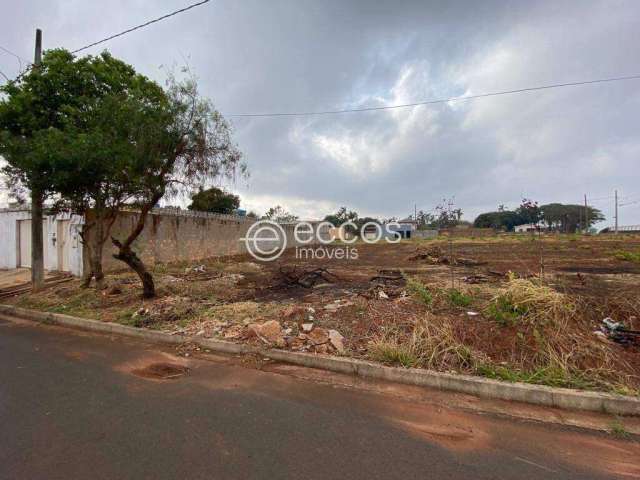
{"left": 614, "top": 250, "right": 640, "bottom": 263}
{"left": 406, "top": 278, "right": 433, "bottom": 307}
{"left": 447, "top": 288, "right": 473, "bottom": 308}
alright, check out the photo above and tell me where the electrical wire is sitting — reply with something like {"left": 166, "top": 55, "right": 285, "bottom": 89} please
{"left": 71, "top": 0, "right": 210, "bottom": 54}
{"left": 2, "top": 0, "right": 211, "bottom": 84}
{"left": 227, "top": 74, "right": 640, "bottom": 118}
{"left": 0, "top": 45, "right": 27, "bottom": 70}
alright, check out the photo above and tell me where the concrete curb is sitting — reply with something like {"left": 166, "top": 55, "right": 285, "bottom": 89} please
{"left": 1, "top": 304, "right": 639, "bottom": 416}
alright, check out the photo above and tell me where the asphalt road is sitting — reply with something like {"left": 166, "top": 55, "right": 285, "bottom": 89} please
{"left": 1, "top": 316, "right": 638, "bottom": 480}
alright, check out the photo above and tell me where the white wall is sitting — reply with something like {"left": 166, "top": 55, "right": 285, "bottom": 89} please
{"left": 0, "top": 208, "right": 84, "bottom": 276}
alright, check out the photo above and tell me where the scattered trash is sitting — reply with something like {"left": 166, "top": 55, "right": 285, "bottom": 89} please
{"left": 466, "top": 311, "right": 480, "bottom": 317}
{"left": 599, "top": 317, "right": 640, "bottom": 345}
{"left": 301, "top": 323, "right": 314, "bottom": 333}
{"left": 378, "top": 290, "right": 389, "bottom": 300}
{"left": 185, "top": 264, "right": 206, "bottom": 274}
{"left": 279, "top": 266, "right": 338, "bottom": 288}
{"left": 132, "top": 307, "right": 149, "bottom": 318}
{"left": 463, "top": 274, "right": 489, "bottom": 284}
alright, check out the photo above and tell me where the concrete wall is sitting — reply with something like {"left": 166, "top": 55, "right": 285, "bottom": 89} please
{"left": 0, "top": 208, "right": 84, "bottom": 276}
{"left": 439, "top": 227, "right": 496, "bottom": 238}
{"left": 413, "top": 229, "right": 439, "bottom": 239}
{"left": 89, "top": 209, "right": 329, "bottom": 272}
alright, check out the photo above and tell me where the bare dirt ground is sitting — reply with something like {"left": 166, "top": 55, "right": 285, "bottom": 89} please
{"left": 8, "top": 234, "right": 640, "bottom": 394}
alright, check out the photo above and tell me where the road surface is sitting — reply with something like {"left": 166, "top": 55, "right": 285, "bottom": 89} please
{"left": 0, "top": 315, "right": 638, "bottom": 479}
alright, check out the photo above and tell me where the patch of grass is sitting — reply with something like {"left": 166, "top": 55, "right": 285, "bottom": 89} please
{"left": 485, "top": 295, "right": 527, "bottom": 326}
{"left": 369, "top": 339, "right": 418, "bottom": 368}
{"left": 613, "top": 250, "right": 640, "bottom": 263}
{"left": 487, "top": 275, "right": 575, "bottom": 326}
{"left": 476, "top": 364, "right": 598, "bottom": 390}
{"left": 609, "top": 418, "right": 631, "bottom": 439}
{"left": 447, "top": 288, "right": 473, "bottom": 308}
{"left": 406, "top": 278, "right": 432, "bottom": 307}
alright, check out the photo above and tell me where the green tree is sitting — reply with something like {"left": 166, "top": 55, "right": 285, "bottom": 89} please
{"left": 0, "top": 49, "right": 106, "bottom": 288}
{"left": 3, "top": 50, "right": 244, "bottom": 297}
{"left": 188, "top": 187, "right": 240, "bottom": 214}
{"left": 107, "top": 72, "right": 244, "bottom": 297}
{"left": 515, "top": 198, "right": 541, "bottom": 225}
{"left": 540, "top": 203, "right": 604, "bottom": 233}
{"left": 473, "top": 210, "right": 523, "bottom": 231}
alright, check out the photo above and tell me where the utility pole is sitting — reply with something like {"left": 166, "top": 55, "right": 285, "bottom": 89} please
{"left": 31, "top": 28, "right": 45, "bottom": 291}
{"left": 584, "top": 194, "right": 589, "bottom": 234}
{"left": 614, "top": 189, "right": 619, "bottom": 234}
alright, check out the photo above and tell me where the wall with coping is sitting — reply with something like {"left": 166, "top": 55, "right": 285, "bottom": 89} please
{"left": 88, "top": 209, "right": 328, "bottom": 273}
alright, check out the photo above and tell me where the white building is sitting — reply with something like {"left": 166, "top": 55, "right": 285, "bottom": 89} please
{"left": 0, "top": 207, "right": 84, "bottom": 276}
{"left": 514, "top": 223, "right": 540, "bottom": 233}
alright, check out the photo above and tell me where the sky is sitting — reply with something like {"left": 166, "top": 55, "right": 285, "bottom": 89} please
{"left": 2, "top": 0, "right": 639, "bottom": 227}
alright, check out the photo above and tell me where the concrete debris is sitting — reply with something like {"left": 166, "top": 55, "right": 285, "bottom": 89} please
{"left": 301, "top": 323, "right": 314, "bottom": 333}
{"left": 378, "top": 290, "right": 389, "bottom": 300}
{"left": 323, "top": 300, "right": 354, "bottom": 311}
{"left": 307, "top": 327, "right": 330, "bottom": 345}
{"left": 328, "top": 330, "right": 345, "bottom": 353}
{"left": 248, "top": 320, "right": 286, "bottom": 348}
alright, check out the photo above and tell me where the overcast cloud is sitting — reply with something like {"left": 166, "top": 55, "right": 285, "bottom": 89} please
{"left": 2, "top": 0, "right": 639, "bottom": 226}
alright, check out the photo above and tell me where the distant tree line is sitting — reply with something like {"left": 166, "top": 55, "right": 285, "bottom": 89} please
{"left": 473, "top": 199, "right": 604, "bottom": 233}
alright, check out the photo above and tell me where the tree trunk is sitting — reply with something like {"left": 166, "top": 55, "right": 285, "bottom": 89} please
{"left": 31, "top": 189, "right": 45, "bottom": 291}
{"left": 112, "top": 244, "right": 155, "bottom": 298}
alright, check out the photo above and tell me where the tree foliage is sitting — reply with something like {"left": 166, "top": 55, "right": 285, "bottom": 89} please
{"left": 1, "top": 50, "right": 245, "bottom": 297}
{"left": 188, "top": 186, "right": 240, "bottom": 214}
{"left": 263, "top": 205, "right": 298, "bottom": 223}
{"left": 540, "top": 203, "right": 604, "bottom": 233}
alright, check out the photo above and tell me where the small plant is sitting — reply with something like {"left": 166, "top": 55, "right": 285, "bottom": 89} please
{"left": 406, "top": 278, "right": 433, "bottom": 307}
{"left": 613, "top": 250, "right": 640, "bottom": 263}
{"left": 609, "top": 418, "right": 631, "bottom": 439}
{"left": 447, "top": 288, "right": 472, "bottom": 308}
{"left": 485, "top": 295, "right": 527, "bottom": 326}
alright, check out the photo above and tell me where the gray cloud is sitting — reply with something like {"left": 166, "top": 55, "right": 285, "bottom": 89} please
{"left": 2, "top": 0, "right": 639, "bottom": 226}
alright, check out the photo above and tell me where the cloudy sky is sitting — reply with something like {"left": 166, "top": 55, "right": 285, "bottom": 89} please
{"left": 2, "top": 0, "right": 639, "bottom": 226}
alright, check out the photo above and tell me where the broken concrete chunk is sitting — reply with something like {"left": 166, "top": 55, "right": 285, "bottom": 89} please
{"left": 307, "top": 327, "right": 329, "bottom": 345}
{"left": 247, "top": 320, "right": 286, "bottom": 347}
{"left": 328, "top": 330, "right": 345, "bottom": 353}
{"left": 378, "top": 290, "right": 389, "bottom": 299}
{"left": 301, "top": 323, "right": 314, "bottom": 333}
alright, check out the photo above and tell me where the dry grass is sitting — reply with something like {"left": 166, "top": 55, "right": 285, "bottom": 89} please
{"left": 369, "top": 314, "right": 488, "bottom": 371}
{"left": 487, "top": 274, "right": 576, "bottom": 325}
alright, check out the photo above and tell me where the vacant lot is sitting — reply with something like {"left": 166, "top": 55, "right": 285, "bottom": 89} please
{"left": 9, "top": 234, "right": 640, "bottom": 394}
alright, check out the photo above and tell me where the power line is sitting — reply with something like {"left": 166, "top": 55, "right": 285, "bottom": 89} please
{"left": 0, "top": 68, "right": 10, "bottom": 82}
{"left": 71, "top": 0, "right": 211, "bottom": 54}
{"left": 0, "top": 45, "right": 27, "bottom": 70}
{"left": 227, "top": 73, "right": 640, "bottom": 118}
{"left": 2, "top": 0, "right": 210, "bottom": 84}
